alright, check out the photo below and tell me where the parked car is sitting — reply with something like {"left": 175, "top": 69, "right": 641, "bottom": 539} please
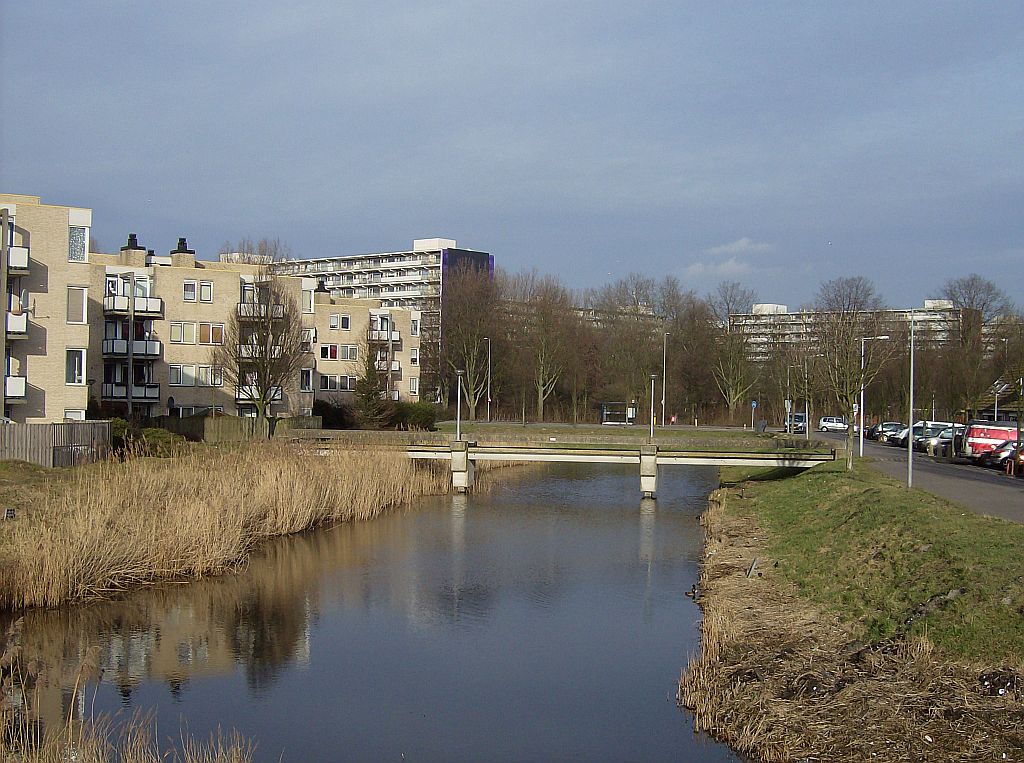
{"left": 873, "top": 422, "right": 904, "bottom": 443}
{"left": 818, "top": 416, "right": 850, "bottom": 432}
{"left": 977, "top": 440, "right": 1020, "bottom": 469}
{"left": 962, "top": 421, "right": 1021, "bottom": 461}
{"left": 924, "top": 425, "right": 964, "bottom": 457}
{"left": 893, "top": 421, "right": 953, "bottom": 449}
{"left": 785, "top": 413, "right": 807, "bottom": 434}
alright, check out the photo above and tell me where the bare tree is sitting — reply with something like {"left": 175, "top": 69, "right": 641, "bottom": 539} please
{"left": 937, "top": 274, "right": 1014, "bottom": 322}
{"left": 813, "top": 276, "right": 893, "bottom": 469}
{"left": 441, "top": 263, "right": 499, "bottom": 420}
{"left": 709, "top": 280, "right": 757, "bottom": 328}
{"left": 711, "top": 331, "right": 759, "bottom": 421}
{"left": 219, "top": 237, "right": 292, "bottom": 264}
{"left": 213, "top": 275, "right": 306, "bottom": 435}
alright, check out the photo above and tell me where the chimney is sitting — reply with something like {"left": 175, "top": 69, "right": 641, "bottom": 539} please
{"left": 171, "top": 237, "right": 195, "bottom": 255}
{"left": 120, "top": 233, "right": 144, "bottom": 252}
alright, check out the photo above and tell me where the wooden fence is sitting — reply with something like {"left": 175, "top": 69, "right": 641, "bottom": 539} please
{"left": 0, "top": 421, "right": 111, "bottom": 467}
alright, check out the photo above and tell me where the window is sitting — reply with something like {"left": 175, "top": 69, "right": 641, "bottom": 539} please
{"left": 320, "top": 344, "right": 338, "bottom": 360}
{"left": 65, "top": 349, "right": 86, "bottom": 385}
{"left": 183, "top": 280, "right": 197, "bottom": 302}
{"left": 320, "top": 375, "right": 339, "bottom": 391}
{"left": 410, "top": 347, "right": 419, "bottom": 366}
{"left": 342, "top": 345, "right": 357, "bottom": 361}
{"left": 177, "top": 407, "right": 196, "bottom": 418}
{"left": 330, "top": 314, "right": 340, "bottom": 329}
{"left": 66, "top": 286, "right": 87, "bottom": 324}
{"left": 410, "top": 319, "right": 419, "bottom": 337}
{"left": 341, "top": 314, "right": 350, "bottom": 330}
{"left": 301, "top": 289, "right": 314, "bottom": 313}
{"left": 300, "top": 369, "right": 313, "bottom": 392}
{"left": 170, "top": 322, "right": 196, "bottom": 344}
{"left": 198, "top": 322, "right": 224, "bottom": 345}
{"left": 169, "top": 364, "right": 197, "bottom": 386}
{"left": 197, "top": 365, "right": 223, "bottom": 387}
{"left": 299, "top": 407, "right": 313, "bottom": 417}
{"left": 199, "top": 281, "right": 213, "bottom": 303}
{"left": 409, "top": 377, "right": 419, "bottom": 396}
{"left": 68, "top": 226, "right": 88, "bottom": 262}
{"left": 64, "top": 409, "right": 86, "bottom": 421}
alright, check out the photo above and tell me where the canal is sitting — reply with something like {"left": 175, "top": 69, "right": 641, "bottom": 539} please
{"left": 13, "top": 463, "right": 740, "bottom": 761}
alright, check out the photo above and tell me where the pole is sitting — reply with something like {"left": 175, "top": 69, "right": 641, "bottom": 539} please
{"left": 786, "top": 365, "right": 791, "bottom": 433}
{"left": 908, "top": 311, "right": 915, "bottom": 488}
{"left": 0, "top": 208, "right": 9, "bottom": 414}
{"left": 127, "top": 273, "right": 135, "bottom": 420}
{"left": 485, "top": 337, "right": 491, "bottom": 423}
{"left": 859, "top": 338, "right": 866, "bottom": 458}
{"left": 649, "top": 374, "right": 656, "bottom": 441}
{"left": 661, "top": 332, "right": 668, "bottom": 427}
{"left": 456, "top": 370, "right": 464, "bottom": 441}
{"left": 995, "top": 390, "right": 999, "bottom": 421}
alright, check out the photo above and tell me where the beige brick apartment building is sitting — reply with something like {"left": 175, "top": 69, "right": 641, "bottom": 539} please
{"left": 0, "top": 193, "right": 422, "bottom": 422}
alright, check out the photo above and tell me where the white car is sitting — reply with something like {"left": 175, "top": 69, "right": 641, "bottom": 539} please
{"left": 818, "top": 416, "right": 850, "bottom": 432}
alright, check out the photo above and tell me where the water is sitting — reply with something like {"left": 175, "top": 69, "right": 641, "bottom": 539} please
{"left": 12, "top": 463, "right": 740, "bottom": 762}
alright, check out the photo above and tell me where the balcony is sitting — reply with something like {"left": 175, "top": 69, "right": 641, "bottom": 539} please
{"left": 101, "top": 339, "right": 162, "bottom": 357}
{"left": 103, "top": 295, "right": 163, "bottom": 316}
{"left": 235, "top": 385, "right": 283, "bottom": 402}
{"left": 375, "top": 359, "right": 401, "bottom": 372}
{"left": 4, "top": 375, "right": 26, "bottom": 401}
{"left": 237, "top": 302, "right": 284, "bottom": 319}
{"left": 101, "top": 383, "right": 161, "bottom": 400}
{"left": 7, "top": 245, "right": 29, "bottom": 272}
{"left": 369, "top": 330, "right": 401, "bottom": 342}
{"left": 238, "top": 344, "right": 283, "bottom": 359}
{"left": 6, "top": 312, "right": 27, "bottom": 337}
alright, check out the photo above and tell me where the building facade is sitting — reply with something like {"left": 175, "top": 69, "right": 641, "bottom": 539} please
{"left": 0, "top": 194, "right": 422, "bottom": 423}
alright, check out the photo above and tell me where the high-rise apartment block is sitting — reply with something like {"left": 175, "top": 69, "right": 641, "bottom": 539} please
{"left": 0, "top": 194, "right": 424, "bottom": 423}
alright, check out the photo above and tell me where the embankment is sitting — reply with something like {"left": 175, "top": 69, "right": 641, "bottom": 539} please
{"left": 680, "top": 462, "right": 1024, "bottom": 762}
{"left": 0, "top": 442, "right": 456, "bottom": 611}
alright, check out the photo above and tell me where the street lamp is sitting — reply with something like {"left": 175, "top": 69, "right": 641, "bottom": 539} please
{"left": 859, "top": 334, "right": 890, "bottom": 457}
{"left": 661, "top": 331, "right": 669, "bottom": 427}
{"left": 908, "top": 312, "right": 915, "bottom": 488}
{"left": 649, "top": 374, "right": 657, "bottom": 441}
{"left": 484, "top": 336, "right": 492, "bottom": 423}
{"left": 455, "top": 370, "right": 465, "bottom": 441}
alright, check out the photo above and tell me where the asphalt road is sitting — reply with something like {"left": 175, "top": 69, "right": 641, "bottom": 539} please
{"left": 818, "top": 431, "right": 1024, "bottom": 524}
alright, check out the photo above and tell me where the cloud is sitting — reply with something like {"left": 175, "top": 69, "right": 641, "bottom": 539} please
{"left": 703, "top": 237, "right": 776, "bottom": 257}
{"left": 684, "top": 256, "right": 753, "bottom": 278}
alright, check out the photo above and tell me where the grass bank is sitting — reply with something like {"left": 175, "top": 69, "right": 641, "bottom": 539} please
{"left": 0, "top": 443, "right": 452, "bottom": 611}
{"left": 680, "top": 462, "right": 1024, "bottom": 761}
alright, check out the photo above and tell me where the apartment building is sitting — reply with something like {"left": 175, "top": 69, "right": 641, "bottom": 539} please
{"left": 729, "top": 300, "right": 964, "bottom": 362}
{"left": 0, "top": 193, "right": 422, "bottom": 423}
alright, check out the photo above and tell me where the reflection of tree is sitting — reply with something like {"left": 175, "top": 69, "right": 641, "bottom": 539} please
{"left": 434, "top": 583, "right": 495, "bottom": 625}
{"left": 225, "top": 592, "right": 306, "bottom": 693}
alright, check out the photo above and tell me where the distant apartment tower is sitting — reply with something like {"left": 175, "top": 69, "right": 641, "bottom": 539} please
{"left": 273, "top": 238, "right": 494, "bottom": 394}
{"left": 0, "top": 194, "right": 423, "bottom": 422}
{"left": 729, "top": 300, "right": 963, "bottom": 361}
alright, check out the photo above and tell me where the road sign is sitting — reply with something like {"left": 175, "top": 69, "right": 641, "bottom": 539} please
{"left": 751, "top": 400, "right": 758, "bottom": 409}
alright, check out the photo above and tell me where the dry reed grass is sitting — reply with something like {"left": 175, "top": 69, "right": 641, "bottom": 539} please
{"left": 679, "top": 489, "right": 1024, "bottom": 762}
{"left": 0, "top": 442, "right": 453, "bottom": 611}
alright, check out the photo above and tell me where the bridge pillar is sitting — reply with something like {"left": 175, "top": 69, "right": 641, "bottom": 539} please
{"left": 451, "top": 440, "right": 475, "bottom": 493}
{"left": 640, "top": 445, "right": 658, "bottom": 498}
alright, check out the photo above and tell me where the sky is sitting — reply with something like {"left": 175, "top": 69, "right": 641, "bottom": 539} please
{"left": 2, "top": 1, "right": 1022, "bottom": 309}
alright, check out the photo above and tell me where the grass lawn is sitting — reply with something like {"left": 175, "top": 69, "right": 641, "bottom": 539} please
{"left": 721, "top": 461, "right": 1024, "bottom": 665}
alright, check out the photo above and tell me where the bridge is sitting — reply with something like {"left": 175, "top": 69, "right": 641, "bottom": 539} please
{"left": 408, "top": 441, "right": 836, "bottom": 497}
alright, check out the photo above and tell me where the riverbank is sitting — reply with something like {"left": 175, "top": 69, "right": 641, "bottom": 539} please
{"left": 680, "top": 462, "right": 1024, "bottom": 761}
{"left": 0, "top": 442, "right": 454, "bottom": 611}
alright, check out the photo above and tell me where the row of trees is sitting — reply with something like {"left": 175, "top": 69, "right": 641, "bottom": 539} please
{"left": 439, "top": 267, "right": 1023, "bottom": 466}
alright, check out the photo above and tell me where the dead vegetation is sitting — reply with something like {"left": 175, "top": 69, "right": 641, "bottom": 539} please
{"left": 679, "top": 488, "right": 1024, "bottom": 762}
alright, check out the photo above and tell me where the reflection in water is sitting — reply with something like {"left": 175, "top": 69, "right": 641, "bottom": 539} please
{"left": 9, "top": 463, "right": 739, "bottom": 762}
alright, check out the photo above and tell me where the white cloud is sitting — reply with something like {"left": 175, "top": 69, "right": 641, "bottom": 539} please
{"left": 703, "top": 237, "right": 775, "bottom": 257}
{"left": 684, "top": 256, "right": 752, "bottom": 278}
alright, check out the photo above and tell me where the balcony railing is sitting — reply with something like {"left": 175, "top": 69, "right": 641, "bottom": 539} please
{"left": 235, "top": 385, "right": 283, "bottom": 402}
{"left": 7, "top": 246, "right": 29, "bottom": 271}
{"left": 6, "top": 312, "right": 27, "bottom": 336}
{"left": 369, "top": 330, "right": 401, "bottom": 343}
{"left": 237, "top": 302, "right": 285, "bottom": 319}
{"left": 4, "top": 375, "right": 26, "bottom": 400}
{"left": 103, "top": 295, "right": 163, "bottom": 315}
{"left": 101, "top": 383, "right": 161, "bottom": 400}
{"left": 238, "top": 344, "right": 283, "bottom": 359}
{"left": 101, "top": 339, "right": 162, "bottom": 357}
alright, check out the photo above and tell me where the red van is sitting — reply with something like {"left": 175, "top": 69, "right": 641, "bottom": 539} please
{"left": 962, "top": 421, "right": 1021, "bottom": 460}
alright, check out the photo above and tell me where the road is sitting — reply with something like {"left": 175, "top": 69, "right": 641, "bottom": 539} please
{"left": 818, "top": 431, "right": 1024, "bottom": 524}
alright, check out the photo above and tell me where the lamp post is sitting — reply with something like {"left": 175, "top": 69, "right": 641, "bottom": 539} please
{"left": 661, "top": 331, "right": 669, "bottom": 427}
{"left": 455, "top": 370, "right": 464, "bottom": 441}
{"left": 859, "top": 334, "right": 890, "bottom": 457}
{"left": 484, "top": 336, "right": 491, "bottom": 423}
{"left": 649, "top": 374, "right": 657, "bottom": 441}
{"left": 908, "top": 312, "right": 915, "bottom": 488}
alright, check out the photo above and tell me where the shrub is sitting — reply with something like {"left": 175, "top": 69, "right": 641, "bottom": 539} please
{"left": 388, "top": 401, "right": 437, "bottom": 430}
{"left": 139, "top": 428, "right": 187, "bottom": 457}
{"left": 313, "top": 397, "right": 357, "bottom": 429}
